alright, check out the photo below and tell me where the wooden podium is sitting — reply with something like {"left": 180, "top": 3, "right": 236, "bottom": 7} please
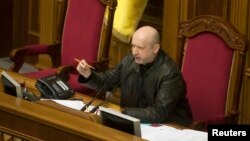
{"left": 0, "top": 69, "right": 145, "bottom": 141}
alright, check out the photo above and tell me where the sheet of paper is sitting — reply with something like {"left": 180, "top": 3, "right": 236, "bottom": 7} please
{"left": 141, "top": 124, "right": 208, "bottom": 141}
{"left": 53, "top": 99, "right": 84, "bottom": 110}
{"left": 41, "top": 99, "right": 95, "bottom": 112}
{"left": 141, "top": 124, "right": 176, "bottom": 136}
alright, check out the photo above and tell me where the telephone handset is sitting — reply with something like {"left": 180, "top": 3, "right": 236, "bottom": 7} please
{"left": 35, "top": 75, "right": 74, "bottom": 99}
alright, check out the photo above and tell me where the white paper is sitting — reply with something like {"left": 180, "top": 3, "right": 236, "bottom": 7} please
{"left": 41, "top": 99, "right": 96, "bottom": 112}
{"left": 141, "top": 124, "right": 208, "bottom": 141}
{"left": 53, "top": 99, "right": 84, "bottom": 110}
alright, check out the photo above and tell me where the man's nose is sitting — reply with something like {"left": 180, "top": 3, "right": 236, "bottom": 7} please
{"left": 132, "top": 48, "right": 138, "bottom": 55}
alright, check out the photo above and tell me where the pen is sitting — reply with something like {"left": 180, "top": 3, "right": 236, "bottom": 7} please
{"left": 74, "top": 58, "right": 95, "bottom": 69}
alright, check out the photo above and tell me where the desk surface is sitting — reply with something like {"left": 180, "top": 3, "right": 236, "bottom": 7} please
{"left": 0, "top": 69, "right": 145, "bottom": 141}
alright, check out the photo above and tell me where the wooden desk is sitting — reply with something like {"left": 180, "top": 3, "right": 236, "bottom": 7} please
{"left": 0, "top": 69, "right": 121, "bottom": 111}
{"left": 0, "top": 69, "right": 145, "bottom": 141}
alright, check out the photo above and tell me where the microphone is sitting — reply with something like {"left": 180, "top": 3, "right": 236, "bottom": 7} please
{"left": 89, "top": 81, "right": 120, "bottom": 113}
{"left": 89, "top": 70, "right": 134, "bottom": 113}
{"left": 80, "top": 64, "right": 123, "bottom": 112}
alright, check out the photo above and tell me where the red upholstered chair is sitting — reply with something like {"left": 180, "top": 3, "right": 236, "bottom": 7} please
{"left": 9, "top": 0, "right": 117, "bottom": 96}
{"left": 178, "top": 15, "right": 248, "bottom": 130}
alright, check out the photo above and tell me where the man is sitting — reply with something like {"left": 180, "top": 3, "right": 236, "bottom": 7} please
{"left": 76, "top": 26, "right": 192, "bottom": 127}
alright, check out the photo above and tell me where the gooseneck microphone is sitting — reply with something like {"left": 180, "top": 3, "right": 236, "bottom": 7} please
{"left": 89, "top": 81, "right": 120, "bottom": 113}
{"left": 89, "top": 70, "right": 134, "bottom": 113}
{"left": 80, "top": 64, "right": 123, "bottom": 112}
{"left": 90, "top": 81, "right": 121, "bottom": 113}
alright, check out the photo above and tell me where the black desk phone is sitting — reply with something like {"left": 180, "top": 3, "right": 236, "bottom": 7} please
{"left": 35, "top": 75, "right": 74, "bottom": 99}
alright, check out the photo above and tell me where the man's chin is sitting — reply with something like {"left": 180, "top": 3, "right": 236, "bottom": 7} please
{"left": 134, "top": 59, "right": 143, "bottom": 64}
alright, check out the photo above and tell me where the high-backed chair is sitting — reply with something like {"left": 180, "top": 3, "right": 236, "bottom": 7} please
{"left": 9, "top": 0, "right": 117, "bottom": 96}
{"left": 178, "top": 15, "right": 248, "bottom": 130}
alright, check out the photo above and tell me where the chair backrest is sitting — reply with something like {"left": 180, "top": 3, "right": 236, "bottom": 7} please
{"left": 61, "top": 0, "right": 116, "bottom": 67}
{"left": 178, "top": 15, "right": 248, "bottom": 124}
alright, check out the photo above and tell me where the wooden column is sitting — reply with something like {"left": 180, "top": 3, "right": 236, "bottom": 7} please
{"left": 0, "top": 0, "right": 13, "bottom": 57}
{"left": 162, "top": 0, "right": 183, "bottom": 62}
{"left": 35, "top": 0, "right": 55, "bottom": 68}
{"left": 35, "top": 0, "right": 65, "bottom": 69}
{"left": 228, "top": 0, "right": 250, "bottom": 124}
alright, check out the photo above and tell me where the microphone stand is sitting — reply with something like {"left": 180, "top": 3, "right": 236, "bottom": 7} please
{"left": 89, "top": 82, "right": 120, "bottom": 113}
{"left": 89, "top": 70, "right": 134, "bottom": 113}
{"left": 80, "top": 64, "right": 122, "bottom": 112}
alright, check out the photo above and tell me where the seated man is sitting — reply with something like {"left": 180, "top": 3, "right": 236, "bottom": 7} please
{"left": 76, "top": 26, "right": 192, "bottom": 127}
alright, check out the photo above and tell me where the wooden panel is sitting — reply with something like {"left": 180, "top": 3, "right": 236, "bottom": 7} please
{"left": 0, "top": 69, "right": 145, "bottom": 141}
{"left": 195, "top": 0, "right": 225, "bottom": 17}
{"left": 186, "top": 0, "right": 228, "bottom": 19}
{"left": 229, "top": 0, "right": 248, "bottom": 33}
{"left": 0, "top": 0, "right": 13, "bottom": 57}
{"left": 162, "top": 0, "right": 181, "bottom": 62}
{"left": 139, "top": 0, "right": 163, "bottom": 32}
{"left": 0, "top": 93, "right": 144, "bottom": 141}
{"left": 13, "top": 0, "right": 29, "bottom": 50}
{"left": 240, "top": 69, "right": 250, "bottom": 123}
{"left": 36, "top": 0, "right": 57, "bottom": 69}
{"left": 27, "top": 0, "right": 40, "bottom": 44}
{"left": 0, "top": 0, "right": 28, "bottom": 57}
{"left": 108, "top": 36, "right": 131, "bottom": 68}
{"left": 228, "top": 0, "right": 250, "bottom": 124}
{"left": 239, "top": 19, "right": 250, "bottom": 123}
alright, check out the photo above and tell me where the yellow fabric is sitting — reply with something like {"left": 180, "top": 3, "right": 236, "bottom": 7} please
{"left": 110, "top": 0, "right": 148, "bottom": 43}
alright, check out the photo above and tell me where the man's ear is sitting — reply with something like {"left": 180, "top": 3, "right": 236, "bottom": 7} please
{"left": 153, "top": 44, "right": 160, "bottom": 53}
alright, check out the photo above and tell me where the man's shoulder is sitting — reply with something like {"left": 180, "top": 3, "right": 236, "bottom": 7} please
{"left": 157, "top": 51, "right": 182, "bottom": 75}
{"left": 121, "top": 53, "right": 134, "bottom": 64}
{"left": 158, "top": 51, "right": 177, "bottom": 67}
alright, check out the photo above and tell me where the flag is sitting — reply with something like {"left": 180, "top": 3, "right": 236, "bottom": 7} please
{"left": 107, "top": 0, "right": 148, "bottom": 43}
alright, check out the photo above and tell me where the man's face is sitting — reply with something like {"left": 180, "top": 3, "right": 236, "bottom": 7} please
{"left": 131, "top": 38, "right": 158, "bottom": 65}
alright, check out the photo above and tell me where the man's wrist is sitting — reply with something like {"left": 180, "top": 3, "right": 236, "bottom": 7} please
{"left": 78, "top": 73, "right": 92, "bottom": 83}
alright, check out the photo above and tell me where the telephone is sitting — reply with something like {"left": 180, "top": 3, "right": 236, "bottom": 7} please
{"left": 35, "top": 75, "right": 74, "bottom": 99}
